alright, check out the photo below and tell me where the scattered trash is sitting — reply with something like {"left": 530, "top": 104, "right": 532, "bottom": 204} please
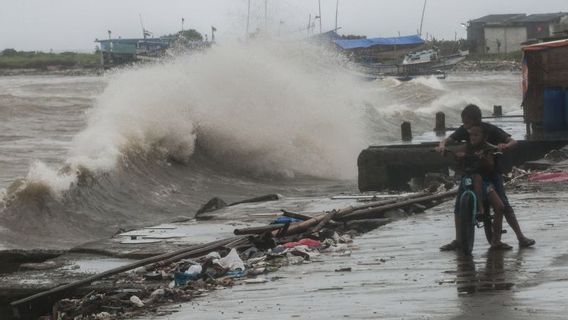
{"left": 216, "top": 248, "right": 245, "bottom": 271}
{"left": 21, "top": 189, "right": 457, "bottom": 320}
{"left": 529, "top": 172, "right": 568, "bottom": 183}
{"left": 271, "top": 216, "right": 303, "bottom": 224}
{"left": 129, "top": 295, "right": 144, "bottom": 308}
{"left": 243, "top": 277, "right": 268, "bottom": 284}
{"left": 282, "top": 238, "right": 322, "bottom": 249}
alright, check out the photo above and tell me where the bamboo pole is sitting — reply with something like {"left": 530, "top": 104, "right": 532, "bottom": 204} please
{"left": 335, "top": 190, "right": 458, "bottom": 221}
{"left": 334, "top": 192, "right": 429, "bottom": 218}
{"left": 281, "top": 210, "right": 312, "bottom": 221}
{"left": 234, "top": 224, "right": 286, "bottom": 235}
{"left": 309, "top": 211, "right": 336, "bottom": 233}
{"left": 272, "top": 213, "right": 328, "bottom": 237}
{"left": 11, "top": 236, "right": 242, "bottom": 316}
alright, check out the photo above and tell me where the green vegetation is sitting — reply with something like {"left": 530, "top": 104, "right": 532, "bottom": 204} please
{"left": 161, "top": 29, "right": 204, "bottom": 41}
{"left": 0, "top": 49, "right": 100, "bottom": 70}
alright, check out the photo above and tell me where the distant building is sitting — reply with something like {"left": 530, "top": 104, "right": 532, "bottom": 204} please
{"left": 333, "top": 35, "right": 425, "bottom": 63}
{"left": 467, "top": 13, "right": 568, "bottom": 54}
{"left": 95, "top": 37, "right": 211, "bottom": 68}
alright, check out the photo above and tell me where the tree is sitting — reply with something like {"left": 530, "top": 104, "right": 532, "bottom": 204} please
{"left": 1, "top": 48, "right": 18, "bottom": 56}
{"left": 162, "top": 29, "right": 203, "bottom": 41}
{"left": 179, "top": 29, "right": 203, "bottom": 41}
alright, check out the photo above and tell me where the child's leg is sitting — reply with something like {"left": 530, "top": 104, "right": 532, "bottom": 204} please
{"left": 487, "top": 187, "right": 511, "bottom": 249}
{"left": 473, "top": 174, "right": 484, "bottom": 215}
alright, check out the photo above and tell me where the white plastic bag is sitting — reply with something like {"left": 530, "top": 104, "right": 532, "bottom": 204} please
{"left": 216, "top": 248, "right": 245, "bottom": 271}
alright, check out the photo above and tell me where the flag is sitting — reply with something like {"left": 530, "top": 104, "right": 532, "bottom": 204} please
{"left": 212, "top": 26, "right": 217, "bottom": 32}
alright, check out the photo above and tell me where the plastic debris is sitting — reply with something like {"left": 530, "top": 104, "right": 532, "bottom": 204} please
{"left": 216, "top": 248, "right": 245, "bottom": 271}
{"left": 271, "top": 216, "right": 302, "bottom": 224}
{"left": 529, "top": 171, "right": 568, "bottom": 182}
{"left": 282, "top": 238, "right": 322, "bottom": 249}
{"left": 129, "top": 295, "right": 144, "bottom": 308}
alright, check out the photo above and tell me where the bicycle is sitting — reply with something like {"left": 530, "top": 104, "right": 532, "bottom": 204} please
{"left": 442, "top": 148, "right": 500, "bottom": 255}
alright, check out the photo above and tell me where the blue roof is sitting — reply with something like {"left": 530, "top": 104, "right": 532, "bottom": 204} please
{"left": 334, "top": 35, "right": 425, "bottom": 50}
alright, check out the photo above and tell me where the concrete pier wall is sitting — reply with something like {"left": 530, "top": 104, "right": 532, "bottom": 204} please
{"left": 358, "top": 140, "right": 568, "bottom": 191}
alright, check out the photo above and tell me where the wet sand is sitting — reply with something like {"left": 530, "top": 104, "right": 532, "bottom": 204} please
{"left": 143, "top": 188, "right": 568, "bottom": 320}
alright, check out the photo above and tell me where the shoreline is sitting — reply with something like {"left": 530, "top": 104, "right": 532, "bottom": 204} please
{"left": 0, "top": 67, "right": 101, "bottom": 77}
{"left": 0, "top": 59, "right": 521, "bottom": 77}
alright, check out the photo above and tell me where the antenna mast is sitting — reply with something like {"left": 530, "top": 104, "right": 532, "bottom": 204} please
{"left": 419, "top": 0, "right": 427, "bottom": 36}
{"left": 318, "top": 0, "right": 322, "bottom": 33}
{"left": 139, "top": 14, "right": 146, "bottom": 39}
{"left": 335, "top": 0, "right": 339, "bottom": 31}
{"left": 264, "top": 0, "right": 268, "bottom": 32}
{"left": 246, "top": 0, "right": 251, "bottom": 37}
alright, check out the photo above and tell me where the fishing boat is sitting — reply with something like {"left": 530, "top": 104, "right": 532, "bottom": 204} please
{"left": 400, "top": 48, "right": 469, "bottom": 74}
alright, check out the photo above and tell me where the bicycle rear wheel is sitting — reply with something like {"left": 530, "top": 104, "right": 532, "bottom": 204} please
{"left": 458, "top": 192, "right": 476, "bottom": 256}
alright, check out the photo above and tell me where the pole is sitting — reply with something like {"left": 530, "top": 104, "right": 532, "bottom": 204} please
{"left": 264, "top": 0, "right": 268, "bottom": 32}
{"left": 335, "top": 0, "right": 339, "bottom": 31}
{"left": 181, "top": 17, "right": 185, "bottom": 32}
{"left": 246, "top": 0, "right": 251, "bottom": 38}
{"left": 419, "top": 0, "right": 427, "bottom": 36}
{"left": 318, "top": 0, "right": 322, "bottom": 33}
{"left": 308, "top": 14, "right": 312, "bottom": 36}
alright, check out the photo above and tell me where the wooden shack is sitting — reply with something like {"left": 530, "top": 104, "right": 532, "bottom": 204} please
{"left": 522, "top": 39, "right": 568, "bottom": 134}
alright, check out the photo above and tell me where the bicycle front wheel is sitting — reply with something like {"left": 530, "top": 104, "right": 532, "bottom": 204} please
{"left": 458, "top": 192, "right": 476, "bottom": 256}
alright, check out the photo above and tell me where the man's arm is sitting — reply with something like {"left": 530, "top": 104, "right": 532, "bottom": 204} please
{"left": 436, "top": 126, "right": 466, "bottom": 153}
{"left": 497, "top": 136, "right": 517, "bottom": 151}
{"left": 436, "top": 136, "right": 456, "bottom": 153}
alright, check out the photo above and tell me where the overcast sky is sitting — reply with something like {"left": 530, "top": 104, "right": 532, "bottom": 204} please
{"left": 1, "top": 0, "right": 567, "bottom": 52}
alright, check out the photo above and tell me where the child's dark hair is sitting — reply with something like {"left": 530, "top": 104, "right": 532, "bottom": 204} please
{"left": 461, "top": 104, "right": 482, "bottom": 124}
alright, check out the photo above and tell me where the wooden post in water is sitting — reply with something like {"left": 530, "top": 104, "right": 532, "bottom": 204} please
{"left": 493, "top": 105, "right": 503, "bottom": 117}
{"left": 434, "top": 111, "right": 446, "bottom": 135}
{"left": 401, "top": 121, "right": 412, "bottom": 141}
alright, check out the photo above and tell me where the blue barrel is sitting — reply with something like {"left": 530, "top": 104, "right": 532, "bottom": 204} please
{"left": 543, "top": 87, "right": 565, "bottom": 132}
{"left": 565, "top": 88, "right": 568, "bottom": 130}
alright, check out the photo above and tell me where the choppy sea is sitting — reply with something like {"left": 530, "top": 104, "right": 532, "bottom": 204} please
{"left": 0, "top": 41, "right": 523, "bottom": 249}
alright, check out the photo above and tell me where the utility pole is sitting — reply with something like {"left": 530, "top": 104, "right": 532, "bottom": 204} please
{"left": 246, "top": 0, "right": 251, "bottom": 38}
{"left": 335, "top": 0, "right": 339, "bottom": 31}
{"left": 264, "top": 0, "right": 268, "bottom": 32}
{"left": 318, "top": 0, "right": 322, "bottom": 33}
{"left": 419, "top": 0, "right": 427, "bottom": 36}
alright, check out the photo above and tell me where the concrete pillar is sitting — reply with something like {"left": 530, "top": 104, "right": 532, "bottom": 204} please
{"left": 493, "top": 105, "right": 503, "bottom": 117}
{"left": 401, "top": 121, "right": 412, "bottom": 142}
{"left": 434, "top": 112, "right": 446, "bottom": 134}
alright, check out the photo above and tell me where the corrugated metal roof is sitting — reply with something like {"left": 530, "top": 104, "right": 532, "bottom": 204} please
{"left": 334, "top": 35, "right": 424, "bottom": 50}
{"left": 516, "top": 13, "right": 568, "bottom": 23}
{"left": 470, "top": 14, "right": 525, "bottom": 24}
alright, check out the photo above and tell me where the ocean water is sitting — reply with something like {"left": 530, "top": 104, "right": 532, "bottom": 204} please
{"left": 0, "top": 41, "right": 523, "bottom": 250}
